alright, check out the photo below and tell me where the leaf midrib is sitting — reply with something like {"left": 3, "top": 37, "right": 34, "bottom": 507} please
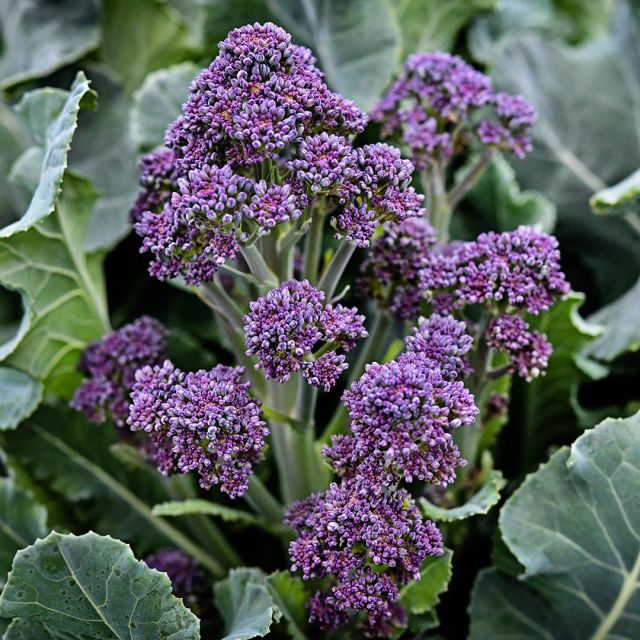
{"left": 56, "top": 538, "right": 120, "bottom": 639}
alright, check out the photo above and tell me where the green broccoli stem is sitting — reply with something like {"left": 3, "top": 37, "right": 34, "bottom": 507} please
{"left": 244, "top": 475, "right": 286, "bottom": 525}
{"left": 424, "top": 162, "right": 451, "bottom": 243}
{"left": 447, "top": 150, "right": 493, "bottom": 210}
{"left": 303, "top": 207, "right": 325, "bottom": 284}
{"left": 317, "top": 241, "right": 356, "bottom": 299}
{"left": 267, "top": 377, "right": 324, "bottom": 504}
{"left": 239, "top": 244, "right": 279, "bottom": 288}
{"left": 454, "top": 316, "right": 494, "bottom": 491}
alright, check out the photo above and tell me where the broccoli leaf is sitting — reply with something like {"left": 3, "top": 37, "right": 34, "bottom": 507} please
{"left": 0, "top": 531, "right": 200, "bottom": 639}
{"left": 469, "top": 410, "right": 640, "bottom": 639}
{"left": 0, "top": 0, "right": 100, "bottom": 90}
{"left": 215, "top": 568, "right": 282, "bottom": 640}
{"left": 131, "top": 62, "right": 200, "bottom": 152}
{"left": 420, "top": 471, "right": 506, "bottom": 522}
{"left": 0, "top": 368, "right": 42, "bottom": 431}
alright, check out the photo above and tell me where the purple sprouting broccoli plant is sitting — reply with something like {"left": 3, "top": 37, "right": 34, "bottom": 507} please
{"left": 65, "top": 21, "right": 573, "bottom": 639}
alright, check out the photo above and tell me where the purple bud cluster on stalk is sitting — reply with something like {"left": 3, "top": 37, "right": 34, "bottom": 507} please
{"left": 71, "top": 316, "right": 167, "bottom": 426}
{"left": 133, "top": 22, "right": 426, "bottom": 285}
{"left": 285, "top": 314, "right": 478, "bottom": 633}
{"left": 372, "top": 51, "right": 537, "bottom": 169}
{"left": 128, "top": 361, "right": 268, "bottom": 498}
{"left": 243, "top": 279, "right": 367, "bottom": 390}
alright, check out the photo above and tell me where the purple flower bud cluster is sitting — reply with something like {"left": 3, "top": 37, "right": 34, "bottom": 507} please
{"left": 404, "top": 313, "right": 474, "bottom": 380}
{"left": 134, "top": 164, "right": 252, "bottom": 284}
{"left": 358, "top": 218, "right": 437, "bottom": 320}
{"left": 170, "top": 23, "right": 366, "bottom": 170}
{"left": 332, "top": 143, "right": 426, "bottom": 247}
{"left": 486, "top": 314, "right": 552, "bottom": 381}
{"left": 128, "top": 360, "right": 268, "bottom": 498}
{"left": 372, "top": 51, "right": 536, "bottom": 168}
{"left": 243, "top": 280, "right": 367, "bottom": 390}
{"left": 145, "top": 548, "right": 208, "bottom": 606}
{"left": 133, "top": 23, "right": 427, "bottom": 282}
{"left": 71, "top": 316, "right": 167, "bottom": 427}
{"left": 420, "top": 226, "right": 569, "bottom": 315}
{"left": 327, "top": 352, "right": 477, "bottom": 488}
{"left": 286, "top": 480, "right": 442, "bottom": 633}
{"left": 289, "top": 323, "right": 477, "bottom": 633}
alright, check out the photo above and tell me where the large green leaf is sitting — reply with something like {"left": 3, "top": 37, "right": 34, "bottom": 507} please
{"left": 215, "top": 568, "right": 282, "bottom": 640}
{"left": 130, "top": 63, "right": 200, "bottom": 152}
{"left": 0, "top": 0, "right": 100, "bottom": 89}
{"left": 200, "top": 0, "right": 275, "bottom": 49}
{"left": 470, "top": 0, "right": 616, "bottom": 63}
{"left": 420, "top": 471, "right": 505, "bottom": 522}
{"left": 152, "top": 500, "right": 263, "bottom": 527}
{"left": 0, "top": 406, "right": 223, "bottom": 575}
{"left": 469, "top": 410, "right": 640, "bottom": 639}
{"left": 590, "top": 167, "right": 640, "bottom": 215}
{"left": 0, "top": 174, "right": 109, "bottom": 397}
{"left": 0, "top": 368, "right": 42, "bottom": 431}
{"left": 506, "top": 293, "right": 604, "bottom": 472}
{"left": 101, "top": 0, "right": 196, "bottom": 95}
{"left": 0, "top": 531, "right": 200, "bottom": 639}
{"left": 267, "top": 0, "right": 400, "bottom": 111}
{"left": 393, "top": 0, "right": 495, "bottom": 55}
{"left": 0, "top": 478, "right": 47, "bottom": 589}
{"left": 584, "top": 276, "right": 640, "bottom": 362}
{"left": 484, "top": 5, "right": 640, "bottom": 306}
{"left": 0, "top": 99, "right": 29, "bottom": 228}
{"left": 1, "top": 72, "right": 93, "bottom": 238}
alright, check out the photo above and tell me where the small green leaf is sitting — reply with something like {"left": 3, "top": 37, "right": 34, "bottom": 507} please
{"left": 469, "top": 410, "right": 640, "bottom": 639}
{"left": 152, "top": 499, "right": 261, "bottom": 526}
{"left": 420, "top": 471, "right": 506, "bottom": 522}
{"left": 585, "top": 276, "right": 640, "bottom": 361}
{"left": 267, "top": 0, "right": 400, "bottom": 111}
{"left": 215, "top": 568, "right": 282, "bottom": 640}
{"left": 401, "top": 549, "right": 453, "bottom": 614}
{"left": 0, "top": 478, "right": 47, "bottom": 588}
{"left": 131, "top": 62, "right": 200, "bottom": 152}
{"left": 0, "top": 368, "right": 42, "bottom": 430}
{"left": 267, "top": 571, "right": 309, "bottom": 640}
{"left": 0, "top": 0, "right": 100, "bottom": 89}
{"left": 0, "top": 531, "right": 200, "bottom": 639}
{"left": 460, "top": 155, "right": 557, "bottom": 236}
{"left": 590, "top": 167, "right": 640, "bottom": 214}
